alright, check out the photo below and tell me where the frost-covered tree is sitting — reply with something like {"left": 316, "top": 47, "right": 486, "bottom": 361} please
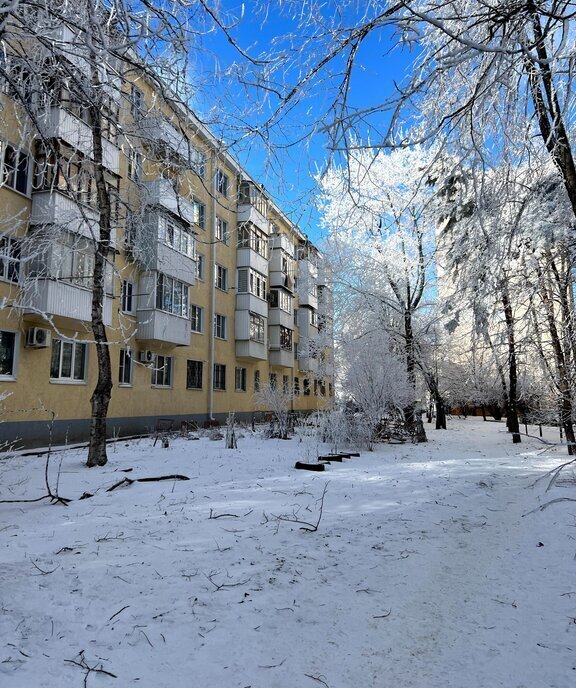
{"left": 319, "top": 145, "right": 435, "bottom": 440}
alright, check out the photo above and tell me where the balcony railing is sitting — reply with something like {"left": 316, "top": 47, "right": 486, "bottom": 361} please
{"left": 135, "top": 309, "right": 191, "bottom": 346}
{"left": 23, "top": 279, "right": 112, "bottom": 326}
{"left": 141, "top": 179, "right": 196, "bottom": 226}
{"left": 39, "top": 107, "right": 120, "bottom": 174}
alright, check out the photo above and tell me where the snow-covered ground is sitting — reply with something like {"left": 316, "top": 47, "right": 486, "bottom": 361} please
{"left": 1, "top": 418, "right": 575, "bottom": 688}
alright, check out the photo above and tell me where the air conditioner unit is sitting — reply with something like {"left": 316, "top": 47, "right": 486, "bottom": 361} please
{"left": 139, "top": 350, "right": 154, "bottom": 364}
{"left": 26, "top": 327, "right": 51, "bottom": 349}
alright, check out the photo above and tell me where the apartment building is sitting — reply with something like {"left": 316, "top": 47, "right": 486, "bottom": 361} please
{"left": 0, "top": 21, "right": 334, "bottom": 447}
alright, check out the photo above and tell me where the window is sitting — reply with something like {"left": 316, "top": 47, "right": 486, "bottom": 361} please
{"left": 294, "top": 376, "right": 300, "bottom": 395}
{"left": 254, "top": 369, "right": 260, "bottom": 392}
{"left": 213, "top": 363, "right": 226, "bottom": 390}
{"left": 238, "top": 224, "right": 268, "bottom": 258}
{"left": 249, "top": 313, "right": 265, "bottom": 343}
{"left": 190, "top": 304, "right": 203, "bottom": 333}
{"left": 1, "top": 143, "right": 29, "bottom": 195}
{"left": 158, "top": 215, "right": 195, "bottom": 259}
{"left": 196, "top": 253, "right": 205, "bottom": 280}
{"left": 269, "top": 372, "right": 277, "bottom": 389}
{"left": 0, "top": 331, "right": 16, "bottom": 378}
{"left": 190, "top": 146, "right": 206, "bottom": 178}
{"left": 329, "top": 383, "right": 334, "bottom": 397}
{"left": 156, "top": 274, "right": 189, "bottom": 317}
{"left": 130, "top": 84, "right": 144, "bottom": 119}
{"left": 269, "top": 289, "right": 292, "bottom": 313}
{"left": 310, "top": 309, "right": 318, "bottom": 326}
{"left": 121, "top": 280, "right": 135, "bottom": 314}
{"left": 238, "top": 268, "right": 266, "bottom": 299}
{"left": 186, "top": 360, "right": 203, "bottom": 389}
{"left": 303, "top": 378, "right": 310, "bottom": 396}
{"left": 314, "top": 379, "right": 318, "bottom": 396}
{"left": 216, "top": 169, "right": 229, "bottom": 197}
{"left": 127, "top": 149, "right": 142, "bottom": 181}
{"left": 216, "top": 217, "right": 228, "bottom": 244}
{"left": 50, "top": 340, "right": 87, "bottom": 382}
{"left": 280, "top": 326, "right": 292, "bottom": 351}
{"left": 50, "top": 234, "right": 95, "bottom": 289}
{"left": 191, "top": 199, "right": 205, "bottom": 229}
{"left": 152, "top": 354, "right": 172, "bottom": 387}
{"left": 283, "top": 375, "right": 290, "bottom": 394}
{"left": 118, "top": 349, "right": 133, "bottom": 385}
{"left": 214, "top": 313, "right": 227, "bottom": 339}
{"left": 0, "top": 234, "right": 20, "bottom": 283}
{"left": 215, "top": 264, "right": 228, "bottom": 291}
{"left": 235, "top": 367, "right": 247, "bottom": 391}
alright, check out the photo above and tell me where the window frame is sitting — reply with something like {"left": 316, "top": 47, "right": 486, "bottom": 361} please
{"left": 186, "top": 359, "right": 203, "bottom": 390}
{"left": 151, "top": 354, "right": 173, "bottom": 388}
{"left": 249, "top": 313, "right": 265, "bottom": 344}
{"left": 216, "top": 217, "right": 229, "bottom": 244}
{"left": 0, "top": 330, "right": 18, "bottom": 380}
{"left": 1, "top": 141, "right": 30, "bottom": 196}
{"left": 50, "top": 339, "right": 87, "bottom": 383}
{"left": 215, "top": 264, "right": 228, "bottom": 291}
{"left": 121, "top": 280, "right": 135, "bottom": 314}
{"left": 216, "top": 169, "right": 230, "bottom": 197}
{"left": 213, "top": 363, "right": 226, "bottom": 391}
{"left": 118, "top": 348, "right": 133, "bottom": 386}
{"left": 155, "top": 273, "right": 190, "bottom": 318}
{"left": 190, "top": 304, "right": 203, "bottom": 333}
{"left": 214, "top": 313, "right": 227, "bottom": 340}
{"left": 235, "top": 367, "right": 247, "bottom": 392}
{"left": 0, "top": 234, "right": 21, "bottom": 284}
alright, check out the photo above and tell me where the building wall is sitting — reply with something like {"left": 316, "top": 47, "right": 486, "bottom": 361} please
{"left": 0, "top": 49, "right": 334, "bottom": 448}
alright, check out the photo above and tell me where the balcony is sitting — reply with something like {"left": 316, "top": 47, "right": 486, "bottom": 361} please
{"left": 135, "top": 309, "right": 191, "bottom": 347}
{"left": 237, "top": 247, "right": 269, "bottom": 275}
{"left": 298, "top": 254, "right": 319, "bottom": 281}
{"left": 39, "top": 107, "right": 120, "bottom": 174}
{"left": 298, "top": 289, "right": 318, "bottom": 310}
{"left": 269, "top": 348, "right": 294, "bottom": 368}
{"left": 31, "top": 190, "right": 108, "bottom": 241}
{"left": 142, "top": 179, "right": 196, "bottom": 226}
{"left": 23, "top": 279, "right": 112, "bottom": 326}
{"left": 237, "top": 203, "right": 269, "bottom": 234}
{"left": 131, "top": 212, "right": 196, "bottom": 283}
{"left": 235, "top": 311, "right": 267, "bottom": 360}
{"left": 297, "top": 356, "right": 318, "bottom": 374}
{"left": 268, "top": 308, "right": 293, "bottom": 329}
{"left": 297, "top": 309, "right": 319, "bottom": 338}
{"left": 270, "top": 233, "right": 294, "bottom": 256}
{"left": 139, "top": 115, "right": 190, "bottom": 160}
{"left": 236, "top": 293, "right": 268, "bottom": 318}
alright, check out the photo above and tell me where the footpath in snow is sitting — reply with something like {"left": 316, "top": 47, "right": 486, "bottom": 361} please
{"left": 0, "top": 418, "right": 575, "bottom": 688}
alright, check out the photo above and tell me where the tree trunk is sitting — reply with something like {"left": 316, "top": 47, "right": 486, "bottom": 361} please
{"left": 403, "top": 307, "right": 427, "bottom": 442}
{"left": 501, "top": 288, "right": 521, "bottom": 444}
{"left": 86, "top": 64, "right": 113, "bottom": 467}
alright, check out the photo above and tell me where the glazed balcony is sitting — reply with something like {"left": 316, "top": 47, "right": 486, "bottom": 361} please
{"left": 236, "top": 293, "right": 268, "bottom": 318}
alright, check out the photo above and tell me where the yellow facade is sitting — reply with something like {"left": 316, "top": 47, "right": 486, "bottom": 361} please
{"left": 0, "top": 52, "right": 334, "bottom": 447}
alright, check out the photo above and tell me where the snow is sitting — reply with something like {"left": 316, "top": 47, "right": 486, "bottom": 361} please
{"left": 1, "top": 419, "right": 575, "bottom": 688}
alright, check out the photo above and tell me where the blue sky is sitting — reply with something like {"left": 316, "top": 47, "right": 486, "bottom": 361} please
{"left": 195, "top": 3, "right": 418, "bottom": 243}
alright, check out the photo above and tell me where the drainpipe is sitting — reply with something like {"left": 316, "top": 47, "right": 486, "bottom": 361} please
{"left": 208, "top": 152, "right": 217, "bottom": 421}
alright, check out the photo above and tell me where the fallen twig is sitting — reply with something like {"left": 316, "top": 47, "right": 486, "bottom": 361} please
{"left": 304, "top": 673, "right": 330, "bottom": 687}
{"left": 64, "top": 650, "right": 117, "bottom": 686}
{"left": 523, "top": 497, "right": 576, "bottom": 516}
{"left": 108, "top": 605, "right": 130, "bottom": 622}
{"left": 107, "top": 475, "right": 189, "bottom": 492}
{"left": 208, "top": 509, "right": 239, "bottom": 519}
